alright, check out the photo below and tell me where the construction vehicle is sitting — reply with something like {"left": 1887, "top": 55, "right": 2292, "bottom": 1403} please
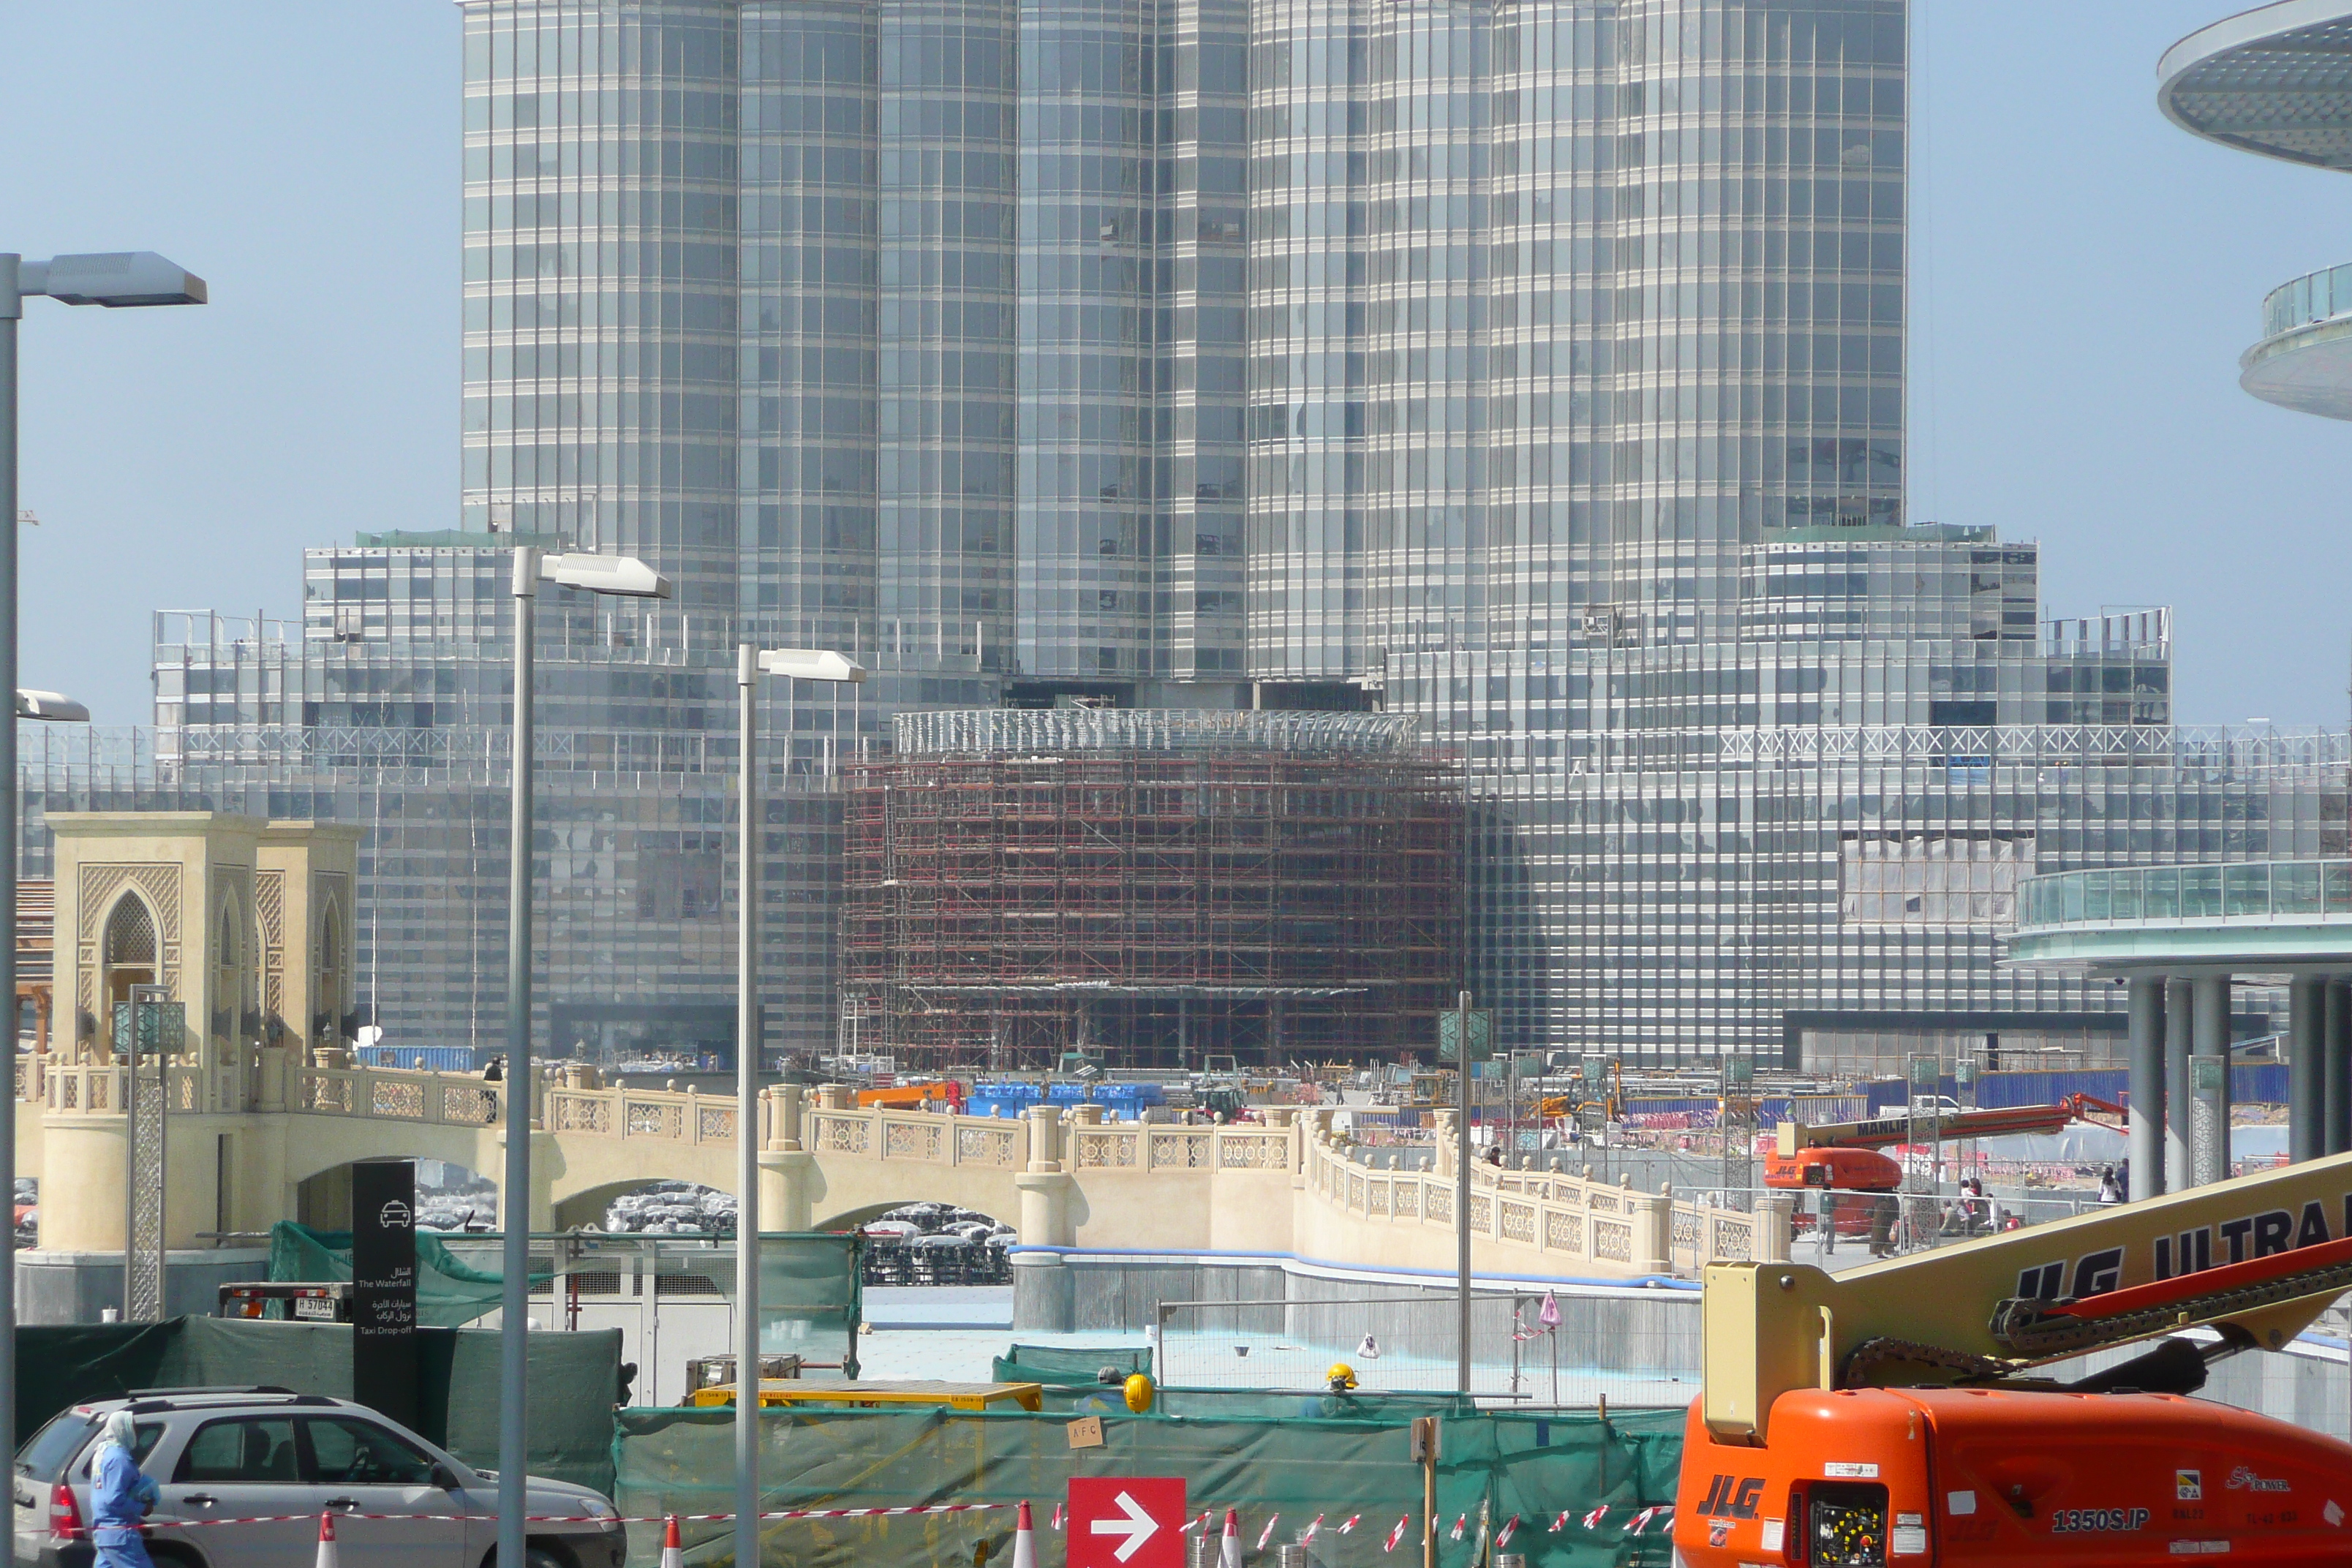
{"left": 1763, "top": 1095, "right": 2126, "bottom": 1237}
{"left": 854, "top": 1079, "right": 965, "bottom": 1112}
{"left": 1675, "top": 1150, "right": 2352, "bottom": 1566}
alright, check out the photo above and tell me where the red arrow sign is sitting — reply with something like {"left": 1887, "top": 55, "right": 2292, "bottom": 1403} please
{"left": 1069, "top": 1476, "right": 1188, "bottom": 1568}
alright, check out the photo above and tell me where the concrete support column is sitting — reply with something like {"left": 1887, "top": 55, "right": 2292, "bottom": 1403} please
{"left": 2328, "top": 981, "right": 2352, "bottom": 1157}
{"left": 1015, "top": 1104, "right": 1075, "bottom": 1247}
{"left": 2126, "top": 976, "right": 2166, "bottom": 1199}
{"left": 2291, "top": 976, "right": 2326, "bottom": 1164}
{"left": 758, "top": 1150, "right": 814, "bottom": 1232}
{"left": 2192, "top": 974, "right": 2233, "bottom": 1187}
{"left": 2164, "top": 977, "right": 2193, "bottom": 1191}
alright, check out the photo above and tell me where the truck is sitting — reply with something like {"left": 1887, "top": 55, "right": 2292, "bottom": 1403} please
{"left": 1674, "top": 1150, "right": 2352, "bottom": 1566}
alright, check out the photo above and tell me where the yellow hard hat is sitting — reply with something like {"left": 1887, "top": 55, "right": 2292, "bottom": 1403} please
{"left": 1123, "top": 1373, "right": 1156, "bottom": 1414}
{"left": 1326, "top": 1362, "right": 1357, "bottom": 1391}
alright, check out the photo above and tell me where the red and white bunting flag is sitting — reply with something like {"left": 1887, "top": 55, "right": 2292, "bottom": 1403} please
{"left": 1302, "top": 1515, "right": 1325, "bottom": 1544}
{"left": 1496, "top": 1515, "right": 1520, "bottom": 1548}
{"left": 1338, "top": 1515, "right": 1361, "bottom": 1535}
{"left": 1184, "top": 1512, "right": 1210, "bottom": 1535}
{"left": 1255, "top": 1514, "right": 1281, "bottom": 1552}
{"left": 1582, "top": 1504, "right": 1610, "bottom": 1531}
{"left": 1449, "top": 1515, "right": 1467, "bottom": 1542}
{"left": 1626, "top": 1506, "right": 1671, "bottom": 1535}
{"left": 1550, "top": 1509, "right": 1572, "bottom": 1533}
{"left": 1050, "top": 1504, "right": 1064, "bottom": 1532}
{"left": 1383, "top": 1516, "right": 1411, "bottom": 1553}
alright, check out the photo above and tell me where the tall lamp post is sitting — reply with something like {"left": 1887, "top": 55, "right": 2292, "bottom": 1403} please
{"left": 734, "top": 643, "right": 863, "bottom": 1568}
{"left": 499, "top": 546, "right": 668, "bottom": 1568}
{"left": 1, "top": 251, "right": 201, "bottom": 1568}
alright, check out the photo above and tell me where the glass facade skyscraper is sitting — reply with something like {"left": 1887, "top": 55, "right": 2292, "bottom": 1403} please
{"left": 25, "top": 0, "right": 2339, "bottom": 1076}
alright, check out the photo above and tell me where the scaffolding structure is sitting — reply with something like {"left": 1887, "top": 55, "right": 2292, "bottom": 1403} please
{"left": 842, "top": 712, "right": 1461, "bottom": 1068}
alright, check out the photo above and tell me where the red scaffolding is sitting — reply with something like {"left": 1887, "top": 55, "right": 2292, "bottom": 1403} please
{"left": 840, "top": 736, "right": 1461, "bottom": 1070}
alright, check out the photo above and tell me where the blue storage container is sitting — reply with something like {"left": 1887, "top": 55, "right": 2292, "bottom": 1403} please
{"left": 354, "top": 1045, "right": 478, "bottom": 1073}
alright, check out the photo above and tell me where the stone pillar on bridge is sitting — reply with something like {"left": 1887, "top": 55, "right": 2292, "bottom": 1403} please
{"left": 760, "top": 1084, "right": 815, "bottom": 1232}
{"left": 1011, "top": 1104, "right": 1077, "bottom": 1332}
{"left": 1433, "top": 1109, "right": 1460, "bottom": 1177}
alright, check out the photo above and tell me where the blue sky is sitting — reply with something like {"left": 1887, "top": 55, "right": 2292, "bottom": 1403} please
{"left": 2, "top": 1, "right": 2347, "bottom": 728}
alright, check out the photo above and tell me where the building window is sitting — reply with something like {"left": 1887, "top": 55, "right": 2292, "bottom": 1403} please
{"left": 1839, "top": 833, "right": 2032, "bottom": 929}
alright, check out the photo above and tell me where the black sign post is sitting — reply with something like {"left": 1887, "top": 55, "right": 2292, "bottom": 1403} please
{"left": 350, "top": 1159, "right": 420, "bottom": 1429}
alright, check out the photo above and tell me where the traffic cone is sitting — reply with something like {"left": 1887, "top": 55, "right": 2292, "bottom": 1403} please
{"left": 1221, "top": 1508, "right": 1242, "bottom": 1568}
{"left": 1012, "top": 1500, "right": 1037, "bottom": 1568}
{"left": 660, "top": 1514, "right": 685, "bottom": 1568}
{"left": 314, "top": 1511, "right": 339, "bottom": 1568}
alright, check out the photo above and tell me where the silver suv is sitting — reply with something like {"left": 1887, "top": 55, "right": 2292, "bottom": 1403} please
{"left": 11, "top": 1387, "right": 626, "bottom": 1568}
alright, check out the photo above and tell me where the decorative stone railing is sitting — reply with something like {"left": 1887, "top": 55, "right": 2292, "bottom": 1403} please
{"left": 1305, "top": 1127, "right": 1787, "bottom": 1276}
{"left": 42, "top": 1061, "right": 251, "bottom": 1117}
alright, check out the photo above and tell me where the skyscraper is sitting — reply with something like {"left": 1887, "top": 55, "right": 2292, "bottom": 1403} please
{"left": 56, "top": 0, "right": 2338, "bottom": 1076}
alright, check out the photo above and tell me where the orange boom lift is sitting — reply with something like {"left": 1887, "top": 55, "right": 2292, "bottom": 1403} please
{"left": 1677, "top": 1150, "right": 2352, "bottom": 1567}
{"left": 1762, "top": 1096, "right": 2125, "bottom": 1235}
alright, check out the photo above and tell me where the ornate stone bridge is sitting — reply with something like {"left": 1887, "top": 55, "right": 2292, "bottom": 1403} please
{"left": 14, "top": 1055, "right": 1786, "bottom": 1283}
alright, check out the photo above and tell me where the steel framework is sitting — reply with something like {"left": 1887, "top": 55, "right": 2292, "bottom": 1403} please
{"left": 842, "top": 718, "right": 1461, "bottom": 1068}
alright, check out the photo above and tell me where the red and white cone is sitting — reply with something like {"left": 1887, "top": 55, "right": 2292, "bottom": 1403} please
{"left": 314, "top": 1511, "right": 339, "bottom": 1568}
{"left": 660, "top": 1513, "right": 685, "bottom": 1568}
{"left": 1012, "top": 1500, "right": 1038, "bottom": 1568}
{"left": 1221, "top": 1507, "right": 1243, "bottom": 1568}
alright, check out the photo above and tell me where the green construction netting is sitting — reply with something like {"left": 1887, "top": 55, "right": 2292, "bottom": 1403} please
{"left": 612, "top": 1406, "right": 1684, "bottom": 1567}
{"left": 990, "top": 1342, "right": 1153, "bottom": 1387}
{"left": 17, "top": 1317, "right": 624, "bottom": 1498}
{"left": 267, "top": 1221, "right": 540, "bottom": 1328}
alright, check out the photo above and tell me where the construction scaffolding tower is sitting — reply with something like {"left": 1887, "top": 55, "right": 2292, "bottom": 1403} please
{"left": 840, "top": 711, "right": 1462, "bottom": 1069}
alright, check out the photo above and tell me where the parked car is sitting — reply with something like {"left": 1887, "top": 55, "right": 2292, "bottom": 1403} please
{"left": 13, "top": 1387, "right": 625, "bottom": 1568}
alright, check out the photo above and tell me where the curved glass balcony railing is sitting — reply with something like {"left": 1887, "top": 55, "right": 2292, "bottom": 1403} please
{"left": 2262, "top": 264, "right": 2352, "bottom": 340}
{"left": 2016, "top": 861, "right": 2352, "bottom": 932}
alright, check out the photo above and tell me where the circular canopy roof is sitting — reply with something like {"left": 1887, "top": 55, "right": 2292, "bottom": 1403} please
{"left": 2162, "top": 1, "right": 2352, "bottom": 169}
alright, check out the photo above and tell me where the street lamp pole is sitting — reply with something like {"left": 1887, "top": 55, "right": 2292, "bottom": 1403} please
{"left": 734, "top": 643, "right": 761, "bottom": 1568}
{"left": 497, "top": 546, "right": 539, "bottom": 1568}
{"left": 734, "top": 644, "right": 862, "bottom": 1568}
{"left": 498, "top": 546, "right": 668, "bottom": 1568}
{"left": 0, "top": 252, "right": 200, "bottom": 1568}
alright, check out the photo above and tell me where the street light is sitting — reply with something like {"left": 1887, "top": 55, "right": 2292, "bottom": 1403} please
{"left": 498, "top": 546, "right": 670, "bottom": 1568}
{"left": 734, "top": 642, "right": 863, "bottom": 1568}
{"left": 1, "top": 249, "right": 200, "bottom": 1568}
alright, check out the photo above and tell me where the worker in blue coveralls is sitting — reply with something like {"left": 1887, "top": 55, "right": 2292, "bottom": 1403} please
{"left": 90, "top": 1409, "right": 161, "bottom": 1568}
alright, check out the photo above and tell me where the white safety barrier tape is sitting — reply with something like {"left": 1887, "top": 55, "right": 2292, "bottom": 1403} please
{"left": 129, "top": 1501, "right": 1010, "bottom": 1531}
{"left": 105, "top": 1499, "right": 1676, "bottom": 1538}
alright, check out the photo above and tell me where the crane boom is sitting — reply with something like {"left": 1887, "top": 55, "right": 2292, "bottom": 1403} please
{"left": 1704, "top": 1147, "right": 2352, "bottom": 1442}
{"left": 1774, "top": 1093, "right": 2125, "bottom": 1155}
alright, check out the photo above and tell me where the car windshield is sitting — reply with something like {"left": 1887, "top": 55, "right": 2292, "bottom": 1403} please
{"left": 16, "top": 1412, "right": 95, "bottom": 1483}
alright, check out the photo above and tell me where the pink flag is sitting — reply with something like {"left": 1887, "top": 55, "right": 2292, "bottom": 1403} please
{"left": 1384, "top": 1517, "right": 1411, "bottom": 1553}
{"left": 1256, "top": 1515, "right": 1281, "bottom": 1552}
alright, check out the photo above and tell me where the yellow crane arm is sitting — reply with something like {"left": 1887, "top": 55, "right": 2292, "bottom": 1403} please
{"left": 1703, "top": 1150, "right": 2352, "bottom": 1443}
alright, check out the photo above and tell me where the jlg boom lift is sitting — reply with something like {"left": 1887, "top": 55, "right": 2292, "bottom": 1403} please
{"left": 1676, "top": 1150, "right": 2352, "bottom": 1566}
{"left": 1763, "top": 1096, "right": 2125, "bottom": 1237}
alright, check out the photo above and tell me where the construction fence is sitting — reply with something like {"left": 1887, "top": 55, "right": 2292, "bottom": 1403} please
{"left": 614, "top": 1403, "right": 1684, "bottom": 1567}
